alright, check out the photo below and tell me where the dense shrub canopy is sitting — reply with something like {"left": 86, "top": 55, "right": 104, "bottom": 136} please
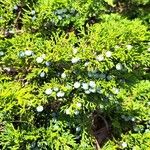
{"left": 0, "top": 0, "right": 150, "bottom": 149}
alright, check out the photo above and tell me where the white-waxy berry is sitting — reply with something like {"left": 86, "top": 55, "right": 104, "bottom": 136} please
{"left": 89, "top": 88, "right": 96, "bottom": 93}
{"left": 121, "top": 142, "right": 127, "bottom": 148}
{"left": 36, "top": 106, "right": 43, "bottom": 112}
{"left": 107, "top": 75, "right": 112, "bottom": 80}
{"left": 74, "top": 110, "right": 79, "bottom": 115}
{"left": 45, "top": 88, "right": 52, "bottom": 95}
{"left": 65, "top": 109, "right": 70, "bottom": 115}
{"left": 57, "top": 72, "right": 61, "bottom": 76}
{"left": 32, "top": 16, "right": 36, "bottom": 21}
{"left": 53, "top": 87, "right": 59, "bottom": 92}
{"left": 84, "top": 61, "right": 89, "bottom": 67}
{"left": 57, "top": 91, "right": 65, "bottom": 97}
{"left": 134, "top": 125, "right": 140, "bottom": 131}
{"left": 18, "top": 51, "right": 25, "bottom": 57}
{"left": 73, "top": 48, "right": 78, "bottom": 55}
{"left": 74, "top": 82, "right": 81, "bottom": 89}
{"left": 113, "top": 88, "right": 119, "bottom": 94}
{"left": 76, "top": 126, "right": 81, "bottom": 132}
{"left": 45, "top": 61, "right": 51, "bottom": 66}
{"left": 25, "top": 50, "right": 33, "bottom": 56}
{"left": 53, "top": 124, "right": 59, "bottom": 130}
{"left": 75, "top": 135, "right": 81, "bottom": 140}
{"left": 131, "top": 117, "right": 135, "bottom": 122}
{"left": 82, "top": 83, "right": 89, "bottom": 90}
{"left": 126, "top": 45, "right": 133, "bottom": 50}
{"left": 116, "top": 63, "right": 123, "bottom": 70}
{"left": 31, "top": 142, "right": 36, "bottom": 148}
{"left": 76, "top": 102, "right": 82, "bottom": 108}
{"left": 3, "top": 67, "right": 11, "bottom": 72}
{"left": 105, "top": 51, "right": 112, "bottom": 58}
{"left": 0, "top": 51, "right": 4, "bottom": 56}
{"left": 89, "top": 81, "right": 96, "bottom": 88}
{"left": 40, "top": 72, "right": 45, "bottom": 78}
{"left": 41, "top": 54, "right": 46, "bottom": 59}
{"left": 36, "top": 57, "right": 43, "bottom": 63}
{"left": 55, "top": 9, "right": 64, "bottom": 15}
{"left": 13, "top": 5, "right": 18, "bottom": 10}
{"left": 58, "top": 15, "right": 62, "bottom": 20}
{"left": 115, "top": 45, "right": 120, "bottom": 49}
{"left": 31, "top": 10, "right": 36, "bottom": 15}
{"left": 71, "top": 57, "right": 80, "bottom": 63}
{"left": 85, "top": 90, "right": 90, "bottom": 94}
{"left": 61, "top": 73, "right": 66, "bottom": 79}
{"left": 9, "top": 30, "right": 15, "bottom": 34}
{"left": 96, "top": 54, "right": 104, "bottom": 61}
{"left": 145, "top": 129, "right": 150, "bottom": 133}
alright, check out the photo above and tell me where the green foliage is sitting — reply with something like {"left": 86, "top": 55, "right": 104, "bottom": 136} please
{"left": 0, "top": 0, "right": 150, "bottom": 149}
{"left": 112, "top": 0, "right": 150, "bottom": 26}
